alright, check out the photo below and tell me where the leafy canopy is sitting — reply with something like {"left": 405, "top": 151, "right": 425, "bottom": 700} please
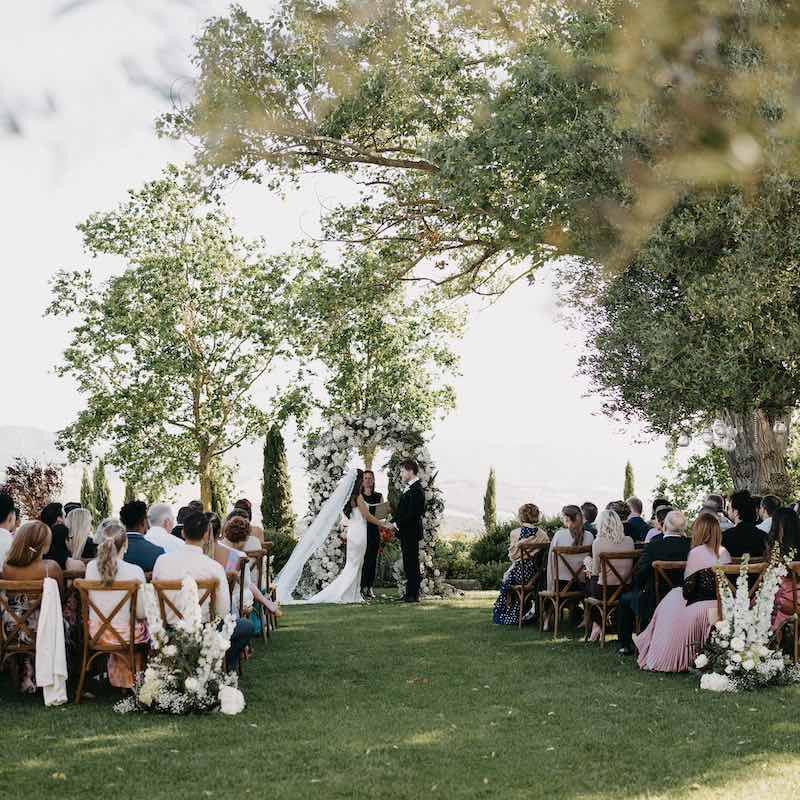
{"left": 48, "top": 165, "right": 304, "bottom": 499}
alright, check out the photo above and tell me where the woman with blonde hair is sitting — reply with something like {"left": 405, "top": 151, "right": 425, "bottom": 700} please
{"left": 635, "top": 512, "right": 731, "bottom": 672}
{"left": 583, "top": 509, "right": 634, "bottom": 642}
{"left": 1, "top": 521, "right": 64, "bottom": 692}
{"left": 66, "top": 507, "right": 96, "bottom": 565}
{"left": 492, "top": 504, "right": 549, "bottom": 625}
{"left": 84, "top": 521, "right": 148, "bottom": 687}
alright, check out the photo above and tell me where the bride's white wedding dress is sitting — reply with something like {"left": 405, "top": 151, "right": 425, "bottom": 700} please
{"left": 306, "top": 508, "right": 367, "bottom": 604}
{"left": 275, "top": 469, "right": 369, "bottom": 605}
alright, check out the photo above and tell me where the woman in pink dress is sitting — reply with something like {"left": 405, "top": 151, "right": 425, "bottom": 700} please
{"left": 767, "top": 507, "right": 800, "bottom": 632}
{"left": 635, "top": 512, "right": 730, "bottom": 672}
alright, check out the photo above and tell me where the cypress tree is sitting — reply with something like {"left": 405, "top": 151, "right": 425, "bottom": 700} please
{"left": 80, "top": 466, "right": 96, "bottom": 523}
{"left": 624, "top": 461, "right": 635, "bottom": 500}
{"left": 261, "top": 424, "right": 295, "bottom": 535}
{"left": 93, "top": 459, "right": 112, "bottom": 520}
{"left": 483, "top": 467, "right": 497, "bottom": 533}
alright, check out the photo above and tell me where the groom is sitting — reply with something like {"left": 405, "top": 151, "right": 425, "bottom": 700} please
{"left": 394, "top": 459, "right": 425, "bottom": 603}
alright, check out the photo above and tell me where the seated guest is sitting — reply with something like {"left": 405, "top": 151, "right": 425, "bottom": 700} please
{"left": 581, "top": 502, "right": 598, "bottom": 534}
{"left": 705, "top": 494, "right": 734, "bottom": 530}
{"left": 171, "top": 505, "right": 193, "bottom": 541}
{"left": 226, "top": 509, "right": 263, "bottom": 552}
{"left": 492, "top": 503, "right": 549, "bottom": 625}
{"left": 145, "top": 503, "right": 185, "bottom": 552}
{"left": 221, "top": 516, "right": 280, "bottom": 618}
{"left": 645, "top": 505, "right": 673, "bottom": 544}
{"left": 152, "top": 512, "right": 254, "bottom": 671}
{"left": 0, "top": 493, "right": 16, "bottom": 567}
{"left": 1, "top": 521, "right": 64, "bottom": 692}
{"left": 543, "top": 505, "right": 594, "bottom": 631}
{"left": 85, "top": 521, "right": 148, "bottom": 687}
{"left": 625, "top": 497, "right": 650, "bottom": 542}
{"left": 66, "top": 507, "right": 96, "bottom": 561}
{"left": 617, "top": 510, "right": 691, "bottom": 655}
{"left": 650, "top": 497, "right": 670, "bottom": 521}
{"left": 40, "top": 502, "right": 64, "bottom": 529}
{"left": 635, "top": 512, "right": 731, "bottom": 671}
{"left": 584, "top": 509, "right": 634, "bottom": 641}
{"left": 758, "top": 495, "right": 781, "bottom": 534}
{"left": 63, "top": 501, "right": 81, "bottom": 517}
{"left": 120, "top": 500, "right": 164, "bottom": 572}
{"left": 767, "top": 508, "right": 800, "bottom": 633}
{"left": 723, "top": 491, "right": 767, "bottom": 558}
{"left": 233, "top": 498, "right": 265, "bottom": 544}
{"left": 45, "top": 522, "right": 80, "bottom": 572}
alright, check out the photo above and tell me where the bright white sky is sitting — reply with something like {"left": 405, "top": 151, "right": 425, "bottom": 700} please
{"left": 1, "top": 0, "right": 668, "bottom": 522}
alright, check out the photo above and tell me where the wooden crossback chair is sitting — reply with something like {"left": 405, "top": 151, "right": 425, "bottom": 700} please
{"left": 584, "top": 550, "right": 639, "bottom": 647}
{"left": 152, "top": 579, "right": 217, "bottom": 625}
{"left": 508, "top": 540, "right": 549, "bottom": 629}
{"left": 538, "top": 545, "right": 592, "bottom": 638}
{"left": 246, "top": 548, "right": 273, "bottom": 642}
{"left": 652, "top": 561, "right": 688, "bottom": 604}
{"left": 72, "top": 579, "right": 140, "bottom": 704}
{"left": 714, "top": 562, "right": 767, "bottom": 618}
{"left": 775, "top": 561, "right": 800, "bottom": 664}
{"left": 0, "top": 580, "right": 44, "bottom": 684}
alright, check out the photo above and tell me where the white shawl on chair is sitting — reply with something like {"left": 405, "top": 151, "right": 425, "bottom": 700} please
{"left": 35, "top": 576, "right": 68, "bottom": 706}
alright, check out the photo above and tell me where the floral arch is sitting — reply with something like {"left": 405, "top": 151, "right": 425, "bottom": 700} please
{"left": 297, "top": 413, "right": 449, "bottom": 598}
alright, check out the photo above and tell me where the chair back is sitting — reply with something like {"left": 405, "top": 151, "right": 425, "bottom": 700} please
{"left": 652, "top": 560, "right": 687, "bottom": 602}
{"left": 714, "top": 562, "right": 768, "bottom": 616}
{"left": 152, "top": 579, "right": 218, "bottom": 625}
{"left": 228, "top": 555, "right": 249, "bottom": 616}
{"left": 516, "top": 541, "right": 549, "bottom": 590}
{"left": 73, "top": 579, "right": 139, "bottom": 652}
{"left": 552, "top": 545, "right": 593, "bottom": 594}
{"left": 598, "top": 550, "right": 639, "bottom": 604}
{"left": 0, "top": 580, "right": 44, "bottom": 663}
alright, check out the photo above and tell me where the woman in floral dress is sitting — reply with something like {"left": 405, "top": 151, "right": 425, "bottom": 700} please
{"left": 493, "top": 504, "right": 549, "bottom": 624}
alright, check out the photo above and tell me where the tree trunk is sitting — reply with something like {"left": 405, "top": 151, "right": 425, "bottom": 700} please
{"left": 360, "top": 444, "right": 376, "bottom": 471}
{"left": 721, "top": 409, "right": 791, "bottom": 496}
{"left": 199, "top": 450, "right": 212, "bottom": 511}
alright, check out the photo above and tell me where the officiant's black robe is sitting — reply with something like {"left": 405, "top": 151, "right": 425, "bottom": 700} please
{"left": 360, "top": 490, "right": 383, "bottom": 590}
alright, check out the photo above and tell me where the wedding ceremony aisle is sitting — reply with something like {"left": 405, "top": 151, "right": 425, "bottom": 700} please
{"left": 2, "top": 593, "right": 799, "bottom": 800}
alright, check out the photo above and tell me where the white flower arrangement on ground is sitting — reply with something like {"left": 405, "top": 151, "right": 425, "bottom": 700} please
{"left": 298, "top": 413, "right": 455, "bottom": 598}
{"left": 114, "top": 576, "right": 245, "bottom": 715}
{"left": 693, "top": 551, "right": 800, "bottom": 692}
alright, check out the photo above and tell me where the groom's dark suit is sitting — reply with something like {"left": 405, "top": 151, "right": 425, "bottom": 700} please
{"left": 395, "top": 479, "right": 425, "bottom": 601}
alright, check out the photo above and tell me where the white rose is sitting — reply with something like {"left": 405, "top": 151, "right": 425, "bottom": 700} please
{"left": 163, "top": 645, "right": 177, "bottom": 657}
{"left": 730, "top": 637, "right": 745, "bottom": 652}
{"left": 694, "top": 654, "right": 709, "bottom": 669}
{"left": 185, "top": 676, "right": 200, "bottom": 693}
{"left": 731, "top": 653, "right": 742, "bottom": 664}
{"left": 758, "top": 645, "right": 770, "bottom": 658}
{"left": 742, "top": 659, "right": 755, "bottom": 671}
{"left": 314, "top": 446, "right": 326, "bottom": 460}
{"left": 718, "top": 640, "right": 729, "bottom": 650}
{"left": 218, "top": 685, "right": 246, "bottom": 715}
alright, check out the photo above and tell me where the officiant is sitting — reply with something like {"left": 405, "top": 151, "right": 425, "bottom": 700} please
{"left": 360, "top": 470, "right": 383, "bottom": 599}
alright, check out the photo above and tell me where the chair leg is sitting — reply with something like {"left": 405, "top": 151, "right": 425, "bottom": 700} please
{"left": 600, "top": 607, "right": 607, "bottom": 647}
{"left": 74, "top": 643, "right": 90, "bottom": 705}
{"left": 553, "top": 600, "right": 560, "bottom": 638}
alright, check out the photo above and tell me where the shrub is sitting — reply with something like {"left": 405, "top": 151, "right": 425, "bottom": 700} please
{"left": 470, "top": 518, "right": 518, "bottom": 564}
{"left": 472, "top": 561, "right": 507, "bottom": 590}
{"left": 540, "top": 514, "right": 563, "bottom": 538}
{"left": 267, "top": 529, "right": 298, "bottom": 574}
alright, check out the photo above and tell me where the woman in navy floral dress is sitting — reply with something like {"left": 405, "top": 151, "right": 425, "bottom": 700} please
{"left": 492, "top": 504, "right": 549, "bottom": 624}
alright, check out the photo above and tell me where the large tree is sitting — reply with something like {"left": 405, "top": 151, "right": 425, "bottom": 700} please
{"left": 292, "top": 249, "right": 464, "bottom": 465}
{"left": 49, "top": 166, "right": 304, "bottom": 509}
{"left": 159, "top": 1, "right": 630, "bottom": 294}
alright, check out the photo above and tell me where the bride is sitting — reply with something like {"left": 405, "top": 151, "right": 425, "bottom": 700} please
{"left": 275, "top": 469, "right": 390, "bottom": 604}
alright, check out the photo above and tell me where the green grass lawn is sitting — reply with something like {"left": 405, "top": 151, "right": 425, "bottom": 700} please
{"left": 2, "top": 591, "right": 799, "bottom": 800}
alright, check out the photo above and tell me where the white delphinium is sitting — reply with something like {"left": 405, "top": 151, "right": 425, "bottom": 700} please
{"left": 176, "top": 575, "right": 202, "bottom": 636}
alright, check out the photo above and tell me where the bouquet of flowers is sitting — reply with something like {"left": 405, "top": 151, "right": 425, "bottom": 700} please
{"left": 115, "top": 576, "right": 245, "bottom": 715}
{"left": 693, "top": 551, "right": 800, "bottom": 692}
